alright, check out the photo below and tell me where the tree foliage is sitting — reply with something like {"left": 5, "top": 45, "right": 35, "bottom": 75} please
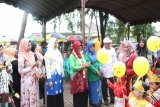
{"left": 131, "top": 24, "right": 156, "bottom": 42}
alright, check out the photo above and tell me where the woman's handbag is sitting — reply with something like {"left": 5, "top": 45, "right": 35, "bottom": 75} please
{"left": 70, "top": 70, "right": 88, "bottom": 94}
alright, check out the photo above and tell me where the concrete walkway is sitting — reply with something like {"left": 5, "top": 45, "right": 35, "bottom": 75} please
{"left": 63, "top": 82, "right": 113, "bottom": 107}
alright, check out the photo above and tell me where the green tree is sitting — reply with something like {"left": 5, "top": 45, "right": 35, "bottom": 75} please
{"left": 106, "top": 19, "right": 127, "bottom": 44}
{"left": 131, "top": 24, "right": 156, "bottom": 42}
{"left": 114, "top": 20, "right": 127, "bottom": 44}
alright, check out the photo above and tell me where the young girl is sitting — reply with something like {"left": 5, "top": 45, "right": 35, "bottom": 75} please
{"left": 107, "top": 77, "right": 127, "bottom": 107}
{"left": 147, "top": 71, "right": 160, "bottom": 107}
{"left": 128, "top": 77, "right": 154, "bottom": 107}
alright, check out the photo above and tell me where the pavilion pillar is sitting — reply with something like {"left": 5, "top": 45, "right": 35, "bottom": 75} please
{"left": 81, "top": 0, "right": 86, "bottom": 53}
{"left": 127, "top": 22, "right": 130, "bottom": 40}
{"left": 17, "top": 11, "right": 28, "bottom": 49}
{"left": 42, "top": 18, "right": 46, "bottom": 42}
{"left": 99, "top": 11, "right": 108, "bottom": 47}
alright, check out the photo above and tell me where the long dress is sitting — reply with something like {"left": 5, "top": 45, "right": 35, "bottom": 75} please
{"left": 126, "top": 53, "right": 138, "bottom": 95}
{"left": 85, "top": 53, "right": 102, "bottom": 106}
{"left": 44, "top": 53, "right": 64, "bottom": 107}
{"left": 18, "top": 56, "right": 39, "bottom": 107}
{"left": 11, "top": 60, "right": 21, "bottom": 107}
{"left": 69, "top": 54, "right": 88, "bottom": 107}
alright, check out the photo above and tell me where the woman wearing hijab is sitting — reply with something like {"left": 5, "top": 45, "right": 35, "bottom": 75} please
{"left": 85, "top": 40, "right": 102, "bottom": 107}
{"left": 18, "top": 38, "right": 39, "bottom": 107}
{"left": 69, "top": 41, "right": 90, "bottom": 107}
{"left": 5, "top": 47, "right": 20, "bottom": 107}
{"left": 118, "top": 41, "right": 138, "bottom": 95}
{"left": 44, "top": 38, "right": 64, "bottom": 107}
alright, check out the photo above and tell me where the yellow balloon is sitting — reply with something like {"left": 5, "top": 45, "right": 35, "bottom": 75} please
{"left": 97, "top": 49, "right": 109, "bottom": 64}
{"left": 112, "top": 61, "right": 126, "bottom": 78}
{"left": 94, "top": 38, "right": 101, "bottom": 52}
{"left": 147, "top": 36, "right": 160, "bottom": 52}
{"left": 133, "top": 57, "right": 150, "bottom": 77}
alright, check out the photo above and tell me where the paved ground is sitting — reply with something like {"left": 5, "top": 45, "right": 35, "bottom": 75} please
{"left": 40, "top": 82, "right": 113, "bottom": 107}
{"left": 63, "top": 82, "right": 114, "bottom": 107}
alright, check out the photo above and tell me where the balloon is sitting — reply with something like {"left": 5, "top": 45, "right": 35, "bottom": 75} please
{"left": 133, "top": 57, "right": 150, "bottom": 77}
{"left": 147, "top": 36, "right": 160, "bottom": 52}
{"left": 97, "top": 49, "right": 109, "bottom": 64}
{"left": 112, "top": 61, "right": 126, "bottom": 78}
{"left": 94, "top": 38, "right": 101, "bottom": 52}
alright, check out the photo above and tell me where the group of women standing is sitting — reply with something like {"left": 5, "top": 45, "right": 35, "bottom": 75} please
{"left": 69, "top": 40, "right": 102, "bottom": 107}
{"left": 4, "top": 36, "right": 156, "bottom": 107}
{"left": 17, "top": 37, "right": 64, "bottom": 107}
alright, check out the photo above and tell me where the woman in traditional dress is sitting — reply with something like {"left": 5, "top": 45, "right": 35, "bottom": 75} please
{"left": 85, "top": 40, "right": 102, "bottom": 107}
{"left": 44, "top": 38, "right": 64, "bottom": 107}
{"left": 69, "top": 41, "right": 90, "bottom": 107}
{"left": 118, "top": 41, "right": 138, "bottom": 95}
{"left": 18, "top": 38, "right": 39, "bottom": 107}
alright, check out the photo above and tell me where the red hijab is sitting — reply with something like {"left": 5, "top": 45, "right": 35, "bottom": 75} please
{"left": 72, "top": 41, "right": 82, "bottom": 58}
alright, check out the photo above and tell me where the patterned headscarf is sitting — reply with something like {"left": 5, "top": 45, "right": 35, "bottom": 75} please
{"left": 118, "top": 41, "right": 135, "bottom": 63}
{"left": 45, "top": 37, "right": 63, "bottom": 75}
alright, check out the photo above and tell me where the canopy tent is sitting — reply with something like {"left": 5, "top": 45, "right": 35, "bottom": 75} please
{"left": 2, "top": 0, "right": 160, "bottom": 25}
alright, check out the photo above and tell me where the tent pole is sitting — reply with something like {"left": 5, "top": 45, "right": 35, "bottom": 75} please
{"left": 17, "top": 11, "right": 28, "bottom": 50}
{"left": 127, "top": 22, "right": 130, "bottom": 40}
{"left": 42, "top": 18, "right": 46, "bottom": 42}
{"left": 81, "top": 0, "right": 86, "bottom": 54}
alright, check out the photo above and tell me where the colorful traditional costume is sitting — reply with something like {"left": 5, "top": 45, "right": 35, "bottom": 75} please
{"left": 85, "top": 40, "right": 102, "bottom": 106}
{"left": 128, "top": 78, "right": 154, "bottom": 107}
{"left": 44, "top": 38, "right": 64, "bottom": 107}
{"left": 108, "top": 81, "right": 127, "bottom": 107}
{"left": 69, "top": 41, "right": 88, "bottom": 107}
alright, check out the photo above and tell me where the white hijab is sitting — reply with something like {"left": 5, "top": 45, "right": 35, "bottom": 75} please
{"left": 45, "top": 38, "right": 64, "bottom": 76}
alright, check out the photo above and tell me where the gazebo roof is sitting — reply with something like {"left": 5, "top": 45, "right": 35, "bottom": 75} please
{"left": 2, "top": 0, "right": 160, "bottom": 25}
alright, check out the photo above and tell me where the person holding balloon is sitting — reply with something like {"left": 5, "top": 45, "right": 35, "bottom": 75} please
{"left": 107, "top": 77, "right": 127, "bottom": 107}
{"left": 106, "top": 61, "right": 127, "bottom": 107}
{"left": 85, "top": 40, "right": 102, "bottom": 107}
{"left": 100, "top": 37, "right": 117, "bottom": 106}
{"left": 147, "top": 36, "right": 160, "bottom": 69}
{"left": 118, "top": 41, "right": 138, "bottom": 95}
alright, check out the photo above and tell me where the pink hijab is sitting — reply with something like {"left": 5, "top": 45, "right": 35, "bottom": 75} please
{"left": 118, "top": 41, "right": 135, "bottom": 63}
{"left": 18, "top": 38, "right": 35, "bottom": 66}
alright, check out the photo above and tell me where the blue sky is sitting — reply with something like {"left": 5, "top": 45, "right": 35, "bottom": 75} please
{"left": 0, "top": 3, "right": 160, "bottom": 39}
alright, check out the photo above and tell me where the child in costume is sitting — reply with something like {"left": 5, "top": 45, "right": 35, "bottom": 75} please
{"left": 128, "top": 77, "right": 154, "bottom": 107}
{"left": 107, "top": 77, "right": 127, "bottom": 107}
{"left": 147, "top": 71, "right": 160, "bottom": 107}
